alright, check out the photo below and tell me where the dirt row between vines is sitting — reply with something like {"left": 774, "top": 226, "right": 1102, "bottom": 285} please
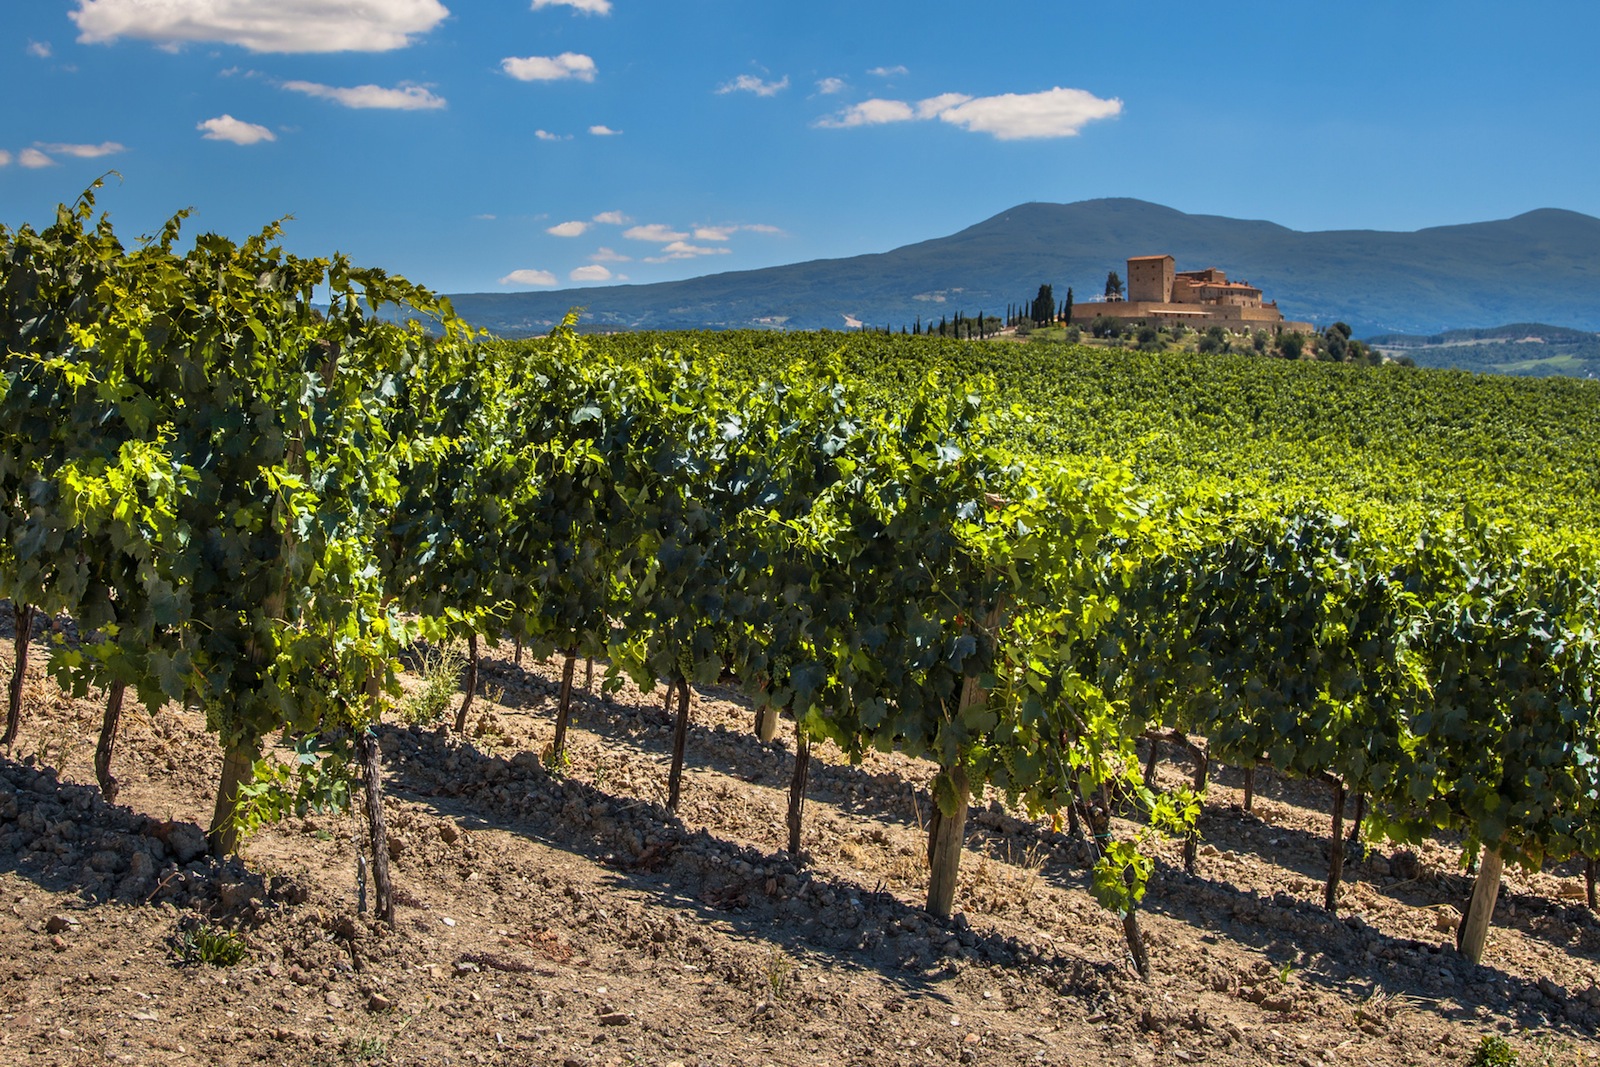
{"left": 3, "top": 634, "right": 1599, "bottom": 1067}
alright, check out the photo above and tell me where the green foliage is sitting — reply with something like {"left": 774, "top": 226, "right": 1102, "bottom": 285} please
{"left": 175, "top": 922, "right": 249, "bottom": 966}
{"left": 233, "top": 734, "right": 356, "bottom": 840}
{"left": 399, "top": 643, "right": 465, "bottom": 726}
{"left": 1467, "top": 1035, "right": 1519, "bottom": 1067}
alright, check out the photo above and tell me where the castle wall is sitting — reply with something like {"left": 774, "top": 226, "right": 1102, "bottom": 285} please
{"left": 1127, "top": 255, "right": 1174, "bottom": 302}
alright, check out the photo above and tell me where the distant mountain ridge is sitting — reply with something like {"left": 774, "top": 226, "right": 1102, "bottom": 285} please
{"left": 445, "top": 199, "right": 1600, "bottom": 338}
{"left": 1367, "top": 323, "right": 1600, "bottom": 378}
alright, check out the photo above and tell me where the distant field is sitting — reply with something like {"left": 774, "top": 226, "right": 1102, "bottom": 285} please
{"left": 1366, "top": 322, "right": 1600, "bottom": 377}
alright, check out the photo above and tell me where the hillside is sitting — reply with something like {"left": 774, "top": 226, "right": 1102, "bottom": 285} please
{"left": 446, "top": 200, "right": 1600, "bottom": 338}
{"left": 1366, "top": 323, "right": 1600, "bottom": 377}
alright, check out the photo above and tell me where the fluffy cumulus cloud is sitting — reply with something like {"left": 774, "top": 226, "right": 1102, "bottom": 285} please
{"left": 70, "top": 0, "right": 449, "bottom": 54}
{"left": 868, "top": 65, "right": 908, "bottom": 78}
{"left": 197, "top": 114, "right": 276, "bottom": 144}
{"left": 717, "top": 74, "right": 788, "bottom": 97}
{"left": 938, "top": 87, "right": 1123, "bottom": 140}
{"left": 547, "top": 220, "right": 589, "bottom": 237}
{"left": 500, "top": 268, "right": 558, "bottom": 287}
{"left": 591, "top": 210, "right": 628, "bottom": 225}
{"left": 816, "top": 77, "right": 847, "bottom": 95}
{"left": 570, "top": 265, "right": 617, "bottom": 282}
{"left": 589, "top": 247, "right": 630, "bottom": 263}
{"left": 0, "top": 151, "right": 11, "bottom": 167}
{"left": 817, "top": 86, "right": 1121, "bottom": 140}
{"left": 532, "top": 0, "right": 611, "bottom": 13}
{"left": 534, "top": 129, "right": 568, "bottom": 141}
{"left": 644, "top": 241, "right": 731, "bottom": 263}
{"left": 588, "top": 124, "right": 620, "bottom": 136}
{"left": 281, "top": 81, "right": 445, "bottom": 110}
{"left": 35, "top": 141, "right": 126, "bottom": 158}
{"left": 19, "top": 148, "right": 58, "bottom": 168}
{"left": 502, "top": 53, "right": 596, "bottom": 82}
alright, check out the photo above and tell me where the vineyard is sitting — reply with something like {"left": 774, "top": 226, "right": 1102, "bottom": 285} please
{"left": 2, "top": 193, "right": 1600, "bottom": 1066}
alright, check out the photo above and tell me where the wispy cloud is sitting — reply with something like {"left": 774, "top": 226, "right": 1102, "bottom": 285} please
{"left": 816, "top": 77, "right": 847, "bottom": 95}
{"left": 717, "top": 74, "right": 789, "bottom": 97}
{"left": 623, "top": 223, "right": 689, "bottom": 243}
{"left": 868, "top": 65, "right": 908, "bottom": 78}
{"left": 500, "top": 268, "right": 558, "bottom": 287}
{"left": 281, "top": 80, "right": 445, "bottom": 110}
{"left": 35, "top": 140, "right": 126, "bottom": 158}
{"left": 591, "top": 210, "right": 628, "bottom": 225}
{"left": 0, "top": 151, "right": 11, "bottom": 167}
{"left": 27, "top": 41, "right": 52, "bottom": 58}
{"left": 70, "top": 0, "right": 449, "bottom": 54}
{"left": 588, "top": 124, "right": 620, "bottom": 136}
{"left": 571, "top": 264, "right": 620, "bottom": 282}
{"left": 548, "top": 220, "right": 589, "bottom": 237}
{"left": 19, "top": 148, "right": 58, "bottom": 168}
{"left": 197, "top": 114, "right": 276, "bottom": 144}
{"left": 472, "top": 213, "right": 497, "bottom": 221}
{"left": 816, "top": 86, "right": 1121, "bottom": 140}
{"left": 589, "top": 247, "right": 630, "bottom": 262}
{"left": 644, "top": 241, "right": 732, "bottom": 263}
{"left": 532, "top": 0, "right": 611, "bottom": 14}
{"left": 502, "top": 53, "right": 596, "bottom": 82}
{"left": 534, "top": 129, "right": 569, "bottom": 141}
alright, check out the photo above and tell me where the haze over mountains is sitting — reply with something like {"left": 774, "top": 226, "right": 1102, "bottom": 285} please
{"left": 446, "top": 199, "right": 1600, "bottom": 339}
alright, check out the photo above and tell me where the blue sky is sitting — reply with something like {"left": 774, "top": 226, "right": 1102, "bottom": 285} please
{"left": 3, "top": 1, "right": 1598, "bottom": 296}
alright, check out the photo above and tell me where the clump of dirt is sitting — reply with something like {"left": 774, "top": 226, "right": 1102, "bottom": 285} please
{"left": 2, "top": 635, "right": 1598, "bottom": 1066}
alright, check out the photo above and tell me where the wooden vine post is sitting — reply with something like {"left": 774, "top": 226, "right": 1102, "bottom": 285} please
{"left": 359, "top": 729, "right": 395, "bottom": 926}
{"left": 3, "top": 603, "right": 34, "bottom": 747}
{"left": 1324, "top": 777, "right": 1347, "bottom": 912}
{"left": 1457, "top": 847, "right": 1505, "bottom": 964}
{"left": 1184, "top": 744, "right": 1210, "bottom": 875}
{"left": 754, "top": 702, "right": 781, "bottom": 743}
{"left": 94, "top": 680, "right": 127, "bottom": 803}
{"left": 454, "top": 631, "right": 480, "bottom": 733}
{"left": 549, "top": 649, "right": 579, "bottom": 761}
{"left": 786, "top": 719, "right": 811, "bottom": 856}
{"left": 926, "top": 671, "right": 985, "bottom": 918}
{"left": 666, "top": 676, "right": 692, "bottom": 812}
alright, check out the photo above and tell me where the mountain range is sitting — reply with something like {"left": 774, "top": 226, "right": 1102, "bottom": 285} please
{"left": 444, "top": 199, "right": 1600, "bottom": 339}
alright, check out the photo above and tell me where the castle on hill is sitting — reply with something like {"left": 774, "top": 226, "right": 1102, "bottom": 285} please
{"left": 1074, "top": 254, "right": 1313, "bottom": 333}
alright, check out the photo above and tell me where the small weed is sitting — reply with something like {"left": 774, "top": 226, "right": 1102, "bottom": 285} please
{"left": 1276, "top": 959, "right": 1295, "bottom": 984}
{"left": 763, "top": 947, "right": 794, "bottom": 1001}
{"left": 399, "top": 643, "right": 465, "bottom": 726}
{"left": 1468, "top": 1034, "right": 1518, "bottom": 1067}
{"left": 175, "top": 922, "right": 248, "bottom": 966}
{"left": 341, "top": 1035, "right": 389, "bottom": 1063}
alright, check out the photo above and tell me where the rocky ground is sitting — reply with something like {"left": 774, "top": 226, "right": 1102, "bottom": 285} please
{"left": 2, "top": 629, "right": 1599, "bottom": 1067}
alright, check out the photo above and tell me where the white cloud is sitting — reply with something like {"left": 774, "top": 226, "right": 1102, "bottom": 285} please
{"left": 502, "top": 53, "right": 596, "bottom": 82}
{"left": 570, "top": 265, "right": 615, "bottom": 282}
{"left": 937, "top": 87, "right": 1122, "bottom": 140}
{"left": 19, "top": 148, "right": 57, "bottom": 168}
{"left": 197, "top": 114, "right": 276, "bottom": 144}
{"left": 743, "top": 223, "right": 782, "bottom": 234}
{"left": 534, "top": 129, "right": 569, "bottom": 141}
{"left": 281, "top": 80, "right": 445, "bottom": 110}
{"left": 588, "top": 124, "right": 620, "bottom": 136}
{"left": 916, "top": 93, "right": 971, "bottom": 119}
{"left": 868, "top": 65, "right": 908, "bottom": 78}
{"left": 623, "top": 223, "right": 688, "bottom": 243}
{"left": 591, "top": 210, "right": 628, "bottom": 225}
{"left": 816, "top": 77, "right": 846, "bottom": 96}
{"left": 472, "top": 213, "right": 496, "bottom": 220}
{"left": 693, "top": 226, "right": 733, "bottom": 241}
{"left": 28, "top": 41, "right": 52, "bottom": 58}
{"left": 500, "top": 268, "right": 558, "bottom": 287}
{"left": 70, "top": 0, "right": 449, "bottom": 54}
{"left": 547, "top": 220, "right": 589, "bottom": 237}
{"left": 589, "top": 247, "right": 630, "bottom": 263}
{"left": 814, "top": 98, "right": 914, "bottom": 128}
{"left": 644, "top": 241, "right": 731, "bottom": 263}
{"left": 717, "top": 74, "right": 788, "bottom": 97}
{"left": 35, "top": 141, "right": 126, "bottom": 158}
{"left": 816, "top": 86, "right": 1121, "bottom": 140}
{"left": 0, "top": 151, "right": 10, "bottom": 167}
{"left": 532, "top": 0, "right": 611, "bottom": 13}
